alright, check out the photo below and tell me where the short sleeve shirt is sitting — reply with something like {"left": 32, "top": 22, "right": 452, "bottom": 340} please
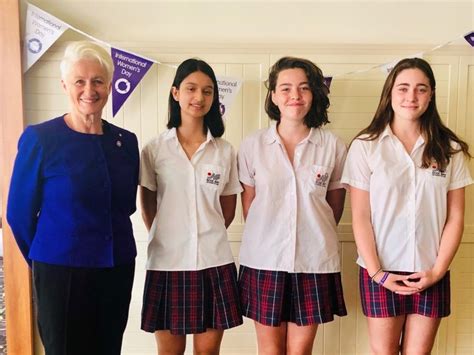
{"left": 341, "top": 126, "right": 473, "bottom": 272}
{"left": 140, "top": 128, "right": 242, "bottom": 271}
{"left": 238, "top": 125, "right": 347, "bottom": 273}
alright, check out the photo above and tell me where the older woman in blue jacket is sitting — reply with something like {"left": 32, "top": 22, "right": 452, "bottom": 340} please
{"left": 7, "top": 41, "right": 139, "bottom": 355}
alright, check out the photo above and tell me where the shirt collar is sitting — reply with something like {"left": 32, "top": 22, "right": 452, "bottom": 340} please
{"left": 378, "top": 125, "right": 393, "bottom": 142}
{"left": 379, "top": 125, "right": 425, "bottom": 146}
{"left": 263, "top": 125, "right": 279, "bottom": 144}
{"left": 164, "top": 127, "right": 217, "bottom": 147}
{"left": 306, "top": 127, "right": 322, "bottom": 146}
{"left": 163, "top": 127, "right": 178, "bottom": 144}
{"left": 205, "top": 129, "right": 217, "bottom": 148}
{"left": 263, "top": 124, "right": 322, "bottom": 146}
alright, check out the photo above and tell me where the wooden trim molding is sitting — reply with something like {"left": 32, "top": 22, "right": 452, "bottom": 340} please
{"left": 0, "top": 1, "right": 34, "bottom": 354}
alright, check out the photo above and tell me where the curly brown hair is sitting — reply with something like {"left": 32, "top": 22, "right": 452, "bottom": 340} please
{"left": 265, "top": 57, "right": 330, "bottom": 128}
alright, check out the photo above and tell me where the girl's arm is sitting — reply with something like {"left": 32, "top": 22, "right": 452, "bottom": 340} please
{"left": 405, "top": 188, "right": 465, "bottom": 290}
{"left": 241, "top": 183, "right": 256, "bottom": 221}
{"left": 350, "top": 186, "right": 419, "bottom": 294}
{"left": 140, "top": 186, "right": 157, "bottom": 232}
{"left": 220, "top": 194, "right": 237, "bottom": 228}
{"left": 326, "top": 188, "right": 346, "bottom": 224}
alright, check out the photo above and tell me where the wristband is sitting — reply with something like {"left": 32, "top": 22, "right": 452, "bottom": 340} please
{"left": 370, "top": 268, "right": 383, "bottom": 281}
{"left": 379, "top": 272, "right": 390, "bottom": 286}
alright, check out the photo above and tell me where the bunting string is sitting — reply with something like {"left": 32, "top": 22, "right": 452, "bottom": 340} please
{"left": 22, "top": 1, "right": 473, "bottom": 116}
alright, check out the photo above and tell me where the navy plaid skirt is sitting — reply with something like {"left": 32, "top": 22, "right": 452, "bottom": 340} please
{"left": 238, "top": 265, "right": 347, "bottom": 326}
{"left": 141, "top": 263, "right": 243, "bottom": 335}
{"left": 359, "top": 267, "right": 450, "bottom": 318}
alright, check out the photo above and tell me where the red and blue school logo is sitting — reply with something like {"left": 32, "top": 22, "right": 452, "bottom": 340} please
{"left": 315, "top": 172, "right": 329, "bottom": 187}
{"left": 431, "top": 163, "right": 446, "bottom": 178}
{"left": 206, "top": 171, "right": 221, "bottom": 186}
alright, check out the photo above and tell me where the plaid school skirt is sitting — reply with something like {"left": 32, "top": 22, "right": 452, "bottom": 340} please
{"left": 359, "top": 267, "right": 450, "bottom": 318}
{"left": 238, "top": 265, "right": 347, "bottom": 326}
{"left": 141, "top": 263, "right": 243, "bottom": 335}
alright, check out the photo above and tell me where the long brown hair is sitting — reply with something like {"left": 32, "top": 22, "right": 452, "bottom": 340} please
{"left": 356, "top": 58, "right": 470, "bottom": 170}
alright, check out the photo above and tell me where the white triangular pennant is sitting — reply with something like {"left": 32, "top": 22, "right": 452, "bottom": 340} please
{"left": 23, "top": 3, "right": 69, "bottom": 72}
{"left": 216, "top": 75, "right": 243, "bottom": 118}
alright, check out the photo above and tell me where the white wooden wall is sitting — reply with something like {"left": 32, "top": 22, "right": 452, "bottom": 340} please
{"left": 24, "top": 43, "right": 473, "bottom": 354}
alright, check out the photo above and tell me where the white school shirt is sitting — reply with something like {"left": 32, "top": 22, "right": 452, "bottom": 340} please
{"left": 341, "top": 125, "right": 473, "bottom": 272}
{"left": 140, "top": 128, "right": 242, "bottom": 271}
{"left": 238, "top": 125, "right": 347, "bottom": 273}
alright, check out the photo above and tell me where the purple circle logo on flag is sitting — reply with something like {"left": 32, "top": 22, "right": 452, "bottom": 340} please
{"left": 115, "top": 78, "right": 131, "bottom": 95}
{"left": 219, "top": 103, "right": 226, "bottom": 116}
{"left": 27, "top": 38, "right": 42, "bottom": 54}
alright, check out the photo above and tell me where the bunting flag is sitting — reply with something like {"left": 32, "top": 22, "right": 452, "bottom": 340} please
{"left": 323, "top": 77, "right": 333, "bottom": 90}
{"left": 379, "top": 53, "right": 424, "bottom": 74}
{"left": 216, "top": 76, "right": 243, "bottom": 118}
{"left": 464, "top": 31, "right": 474, "bottom": 47}
{"left": 23, "top": 3, "right": 69, "bottom": 72}
{"left": 111, "top": 48, "right": 154, "bottom": 116}
{"left": 380, "top": 59, "right": 400, "bottom": 74}
{"left": 20, "top": 2, "right": 473, "bottom": 119}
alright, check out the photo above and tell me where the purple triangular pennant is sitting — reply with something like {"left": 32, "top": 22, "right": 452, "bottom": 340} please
{"left": 464, "top": 31, "right": 474, "bottom": 47}
{"left": 323, "top": 76, "right": 333, "bottom": 90}
{"left": 111, "top": 48, "right": 153, "bottom": 117}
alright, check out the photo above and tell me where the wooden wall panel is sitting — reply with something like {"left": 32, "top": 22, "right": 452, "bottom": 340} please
{"left": 0, "top": 1, "right": 34, "bottom": 354}
{"left": 18, "top": 43, "right": 474, "bottom": 354}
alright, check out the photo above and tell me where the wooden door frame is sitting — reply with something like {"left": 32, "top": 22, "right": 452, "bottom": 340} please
{"left": 0, "top": 1, "right": 34, "bottom": 354}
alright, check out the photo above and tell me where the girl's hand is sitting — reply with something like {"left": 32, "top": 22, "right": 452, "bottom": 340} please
{"left": 402, "top": 269, "right": 445, "bottom": 292}
{"left": 373, "top": 272, "right": 419, "bottom": 295}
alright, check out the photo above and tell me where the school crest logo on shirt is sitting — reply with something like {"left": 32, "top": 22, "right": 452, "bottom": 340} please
{"left": 206, "top": 171, "right": 221, "bottom": 186}
{"left": 430, "top": 163, "right": 446, "bottom": 178}
{"left": 315, "top": 172, "right": 329, "bottom": 187}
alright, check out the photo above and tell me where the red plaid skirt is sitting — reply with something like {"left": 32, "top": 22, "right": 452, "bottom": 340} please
{"left": 141, "top": 263, "right": 243, "bottom": 334}
{"left": 238, "top": 266, "right": 347, "bottom": 326}
{"left": 359, "top": 267, "right": 450, "bottom": 318}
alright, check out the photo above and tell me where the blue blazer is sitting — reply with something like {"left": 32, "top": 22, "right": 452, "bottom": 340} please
{"left": 7, "top": 116, "right": 139, "bottom": 267}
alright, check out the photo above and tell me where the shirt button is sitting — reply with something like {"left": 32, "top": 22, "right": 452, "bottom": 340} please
{"left": 105, "top": 235, "right": 111, "bottom": 240}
